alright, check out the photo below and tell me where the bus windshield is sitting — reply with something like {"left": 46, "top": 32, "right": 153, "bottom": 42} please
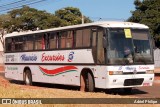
{"left": 107, "top": 28, "right": 153, "bottom": 65}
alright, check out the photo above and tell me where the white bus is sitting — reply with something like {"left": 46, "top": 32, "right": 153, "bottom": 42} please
{"left": 5, "top": 21, "right": 154, "bottom": 92}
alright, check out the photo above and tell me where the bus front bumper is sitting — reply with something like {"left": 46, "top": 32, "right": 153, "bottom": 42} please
{"left": 106, "top": 74, "right": 154, "bottom": 89}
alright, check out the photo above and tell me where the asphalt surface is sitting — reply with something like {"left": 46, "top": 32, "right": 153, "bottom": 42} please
{"left": 0, "top": 71, "right": 160, "bottom": 98}
{"left": 131, "top": 82, "right": 160, "bottom": 98}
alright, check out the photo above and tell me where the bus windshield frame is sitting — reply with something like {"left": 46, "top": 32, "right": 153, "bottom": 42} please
{"left": 106, "top": 28, "right": 154, "bottom": 65}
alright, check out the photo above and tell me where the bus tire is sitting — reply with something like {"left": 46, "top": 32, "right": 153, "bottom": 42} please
{"left": 86, "top": 72, "right": 95, "bottom": 92}
{"left": 80, "top": 74, "right": 85, "bottom": 92}
{"left": 80, "top": 71, "right": 95, "bottom": 92}
{"left": 24, "top": 69, "right": 32, "bottom": 86}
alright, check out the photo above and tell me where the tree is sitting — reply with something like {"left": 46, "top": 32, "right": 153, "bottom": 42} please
{"left": 0, "top": 14, "right": 10, "bottom": 49}
{"left": 0, "top": 14, "right": 11, "bottom": 28}
{"left": 0, "top": 6, "right": 92, "bottom": 33}
{"left": 128, "top": 0, "right": 160, "bottom": 47}
{"left": 55, "top": 7, "right": 92, "bottom": 25}
{"left": 0, "top": 6, "right": 92, "bottom": 50}
{"left": 1, "top": 6, "right": 67, "bottom": 32}
{"left": 0, "top": 29, "right": 5, "bottom": 49}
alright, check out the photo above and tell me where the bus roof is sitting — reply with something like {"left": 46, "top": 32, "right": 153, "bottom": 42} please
{"left": 5, "top": 21, "right": 149, "bottom": 37}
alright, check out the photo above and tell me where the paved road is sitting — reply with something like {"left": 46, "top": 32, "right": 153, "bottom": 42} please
{"left": 102, "top": 80, "right": 160, "bottom": 98}
{"left": 131, "top": 82, "right": 160, "bottom": 98}
{"left": 130, "top": 73, "right": 160, "bottom": 98}
{"left": 0, "top": 71, "right": 160, "bottom": 98}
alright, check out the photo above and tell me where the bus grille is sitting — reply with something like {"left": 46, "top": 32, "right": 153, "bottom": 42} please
{"left": 124, "top": 78, "right": 144, "bottom": 86}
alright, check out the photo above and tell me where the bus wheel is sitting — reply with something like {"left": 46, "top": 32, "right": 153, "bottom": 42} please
{"left": 86, "top": 72, "right": 95, "bottom": 92}
{"left": 80, "top": 74, "right": 85, "bottom": 92}
{"left": 24, "top": 69, "right": 32, "bottom": 86}
{"left": 80, "top": 72, "right": 95, "bottom": 92}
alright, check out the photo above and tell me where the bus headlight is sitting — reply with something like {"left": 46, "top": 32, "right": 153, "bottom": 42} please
{"left": 146, "top": 70, "right": 154, "bottom": 74}
{"left": 109, "top": 71, "right": 123, "bottom": 75}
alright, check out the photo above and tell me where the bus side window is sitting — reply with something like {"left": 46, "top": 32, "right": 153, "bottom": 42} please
{"left": 92, "top": 31, "right": 97, "bottom": 63}
{"left": 14, "top": 37, "right": 23, "bottom": 51}
{"left": 35, "top": 34, "right": 44, "bottom": 50}
{"left": 83, "top": 29, "right": 91, "bottom": 47}
{"left": 11, "top": 38, "right": 15, "bottom": 51}
{"left": 44, "top": 33, "right": 49, "bottom": 49}
{"left": 92, "top": 32, "right": 97, "bottom": 47}
{"left": 49, "top": 32, "right": 58, "bottom": 49}
{"left": 75, "top": 28, "right": 91, "bottom": 48}
{"left": 24, "top": 35, "right": 34, "bottom": 50}
{"left": 23, "top": 36, "right": 27, "bottom": 50}
{"left": 75, "top": 29, "right": 83, "bottom": 47}
{"left": 97, "top": 29, "right": 105, "bottom": 64}
{"left": 60, "top": 31, "right": 67, "bottom": 48}
{"left": 5, "top": 38, "right": 13, "bottom": 52}
{"left": 42, "top": 35, "right": 45, "bottom": 50}
{"left": 66, "top": 31, "right": 74, "bottom": 48}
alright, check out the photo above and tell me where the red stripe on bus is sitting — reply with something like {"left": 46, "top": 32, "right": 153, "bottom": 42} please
{"left": 39, "top": 66, "right": 77, "bottom": 75}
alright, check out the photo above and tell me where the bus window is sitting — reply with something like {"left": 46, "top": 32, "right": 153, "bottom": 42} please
{"left": 92, "top": 31, "right": 97, "bottom": 47}
{"left": 97, "top": 29, "right": 105, "bottom": 64}
{"left": 60, "top": 31, "right": 67, "bottom": 48}
{"left": 35, "top": 34, "right": 44, "bottom": 50}
{"left": 92, "top": 31, "right": 97, "bottom": 63}
{"left": 66, "top": 31, "right": 74, "bottom": 48}
{"left": 14, "top": 37, "right": 23, "bottom": 51}
{"left": 76, "top": 30, "right": 83, "bottom": 47}
{"left": 11, "top": 38, "right": 15, "bottom": 51}
{"left": 50, "top": 32, "right": 58, "bottom": 49}
{"left": 5, "top": 38, "right": 13, "bottom": 52}
{"left": 83, "top": 29, "right": 91, "bottom": 47}
{"left": 75, "top": 29, "right": 91, "bottom": 48}
{"left": 59, "top": 31, "right": 74, "bottom": 49}
{"left": 24, "top": 35, "right": 34, "bottom": 50}
{"left": 44, "top": 33, "right": 49, "bottom": 49}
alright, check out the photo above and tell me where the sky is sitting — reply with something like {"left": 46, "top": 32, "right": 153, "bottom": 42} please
{"left": 0, "top": 0, "right": 136, "bottom": 21}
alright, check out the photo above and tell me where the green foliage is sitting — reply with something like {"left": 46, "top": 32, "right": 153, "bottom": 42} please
{"left": 128, "top": 0, "right": 160, "bottom": 47}
{"left": 55, "top": 7, "right": 91, "bottom": 25}
{"left": 0, "top": 6, "right": 66, "bottom": 32}
{"left": 0, "top": 14, "right": 11, "bottom": 28}
{"left": 0, "top": 6, "right": 91, "bottom": 33}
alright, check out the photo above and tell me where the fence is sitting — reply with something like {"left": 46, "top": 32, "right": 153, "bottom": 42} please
{"left": 154, "top": 48, "right": 160, "bottom": 67}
